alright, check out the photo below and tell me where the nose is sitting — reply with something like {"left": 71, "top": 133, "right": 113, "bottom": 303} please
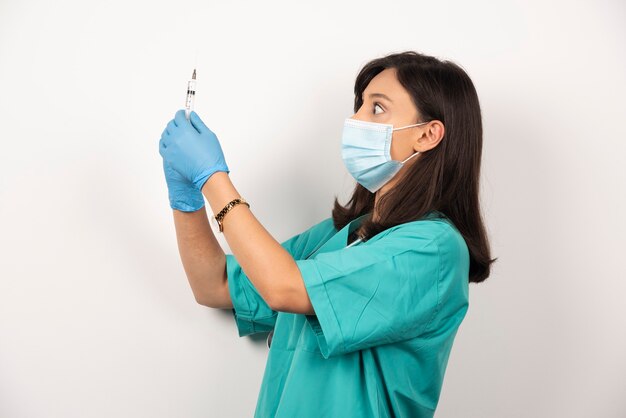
{"left": 350, "top": 111, "right": 364, "bottom": 121}
{"left": 350, "top": 102, "right": 370, "bottom": 121}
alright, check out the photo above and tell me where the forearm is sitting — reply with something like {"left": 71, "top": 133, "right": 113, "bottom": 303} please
{"left": 201, "top": 172, "right": 299, "bottom": 310}
{"left": 172, "top": 206, "right": 227, "bottom": 306}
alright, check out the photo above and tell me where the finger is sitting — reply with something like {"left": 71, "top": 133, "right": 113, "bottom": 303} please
{"left": 189, "top": 111, "right": 210, "bottom": 134}
{"left": 175, "top": 109, "right": 188, "bottom": 128}
{"left": 166, "top": 119, "right": 177, "bottom": 135}
{"left": 159, "top": 137, "right": 166, "bottom": 158}
{"left": 160, "top": 128, "right": 171, "bottom": 148}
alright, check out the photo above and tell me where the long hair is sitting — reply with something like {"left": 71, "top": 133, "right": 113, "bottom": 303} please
{"left": 331, "top": 50, "right": 496, "bottom": 283}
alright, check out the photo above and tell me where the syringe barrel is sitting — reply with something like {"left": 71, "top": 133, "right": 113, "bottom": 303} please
{"left": 185, "top": 79, "right": 196, "bottom": 111}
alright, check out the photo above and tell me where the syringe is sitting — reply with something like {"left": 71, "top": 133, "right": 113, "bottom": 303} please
{"left": 184, "top": 69, "right": 196, "bottom": 120}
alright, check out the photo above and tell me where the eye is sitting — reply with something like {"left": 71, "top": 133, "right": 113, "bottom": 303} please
{"left": 373, "top": 102, "right": 385, "bottom": 115}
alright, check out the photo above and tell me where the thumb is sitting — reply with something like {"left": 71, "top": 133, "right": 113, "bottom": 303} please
{"left": 189, "top": 111, "right": 210, "bottom": 134}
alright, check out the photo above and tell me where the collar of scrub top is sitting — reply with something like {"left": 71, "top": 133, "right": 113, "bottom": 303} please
{"left": 304, "top": 213, "right": 370, "bottom": 260}
{"left": 304, "top": 210, "right": 447, "bottom": 260}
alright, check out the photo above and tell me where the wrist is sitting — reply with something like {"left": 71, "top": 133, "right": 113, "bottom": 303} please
{"left": 170, "top": 195, "right": 205, "bottom": 212}
{"left": 201, "top": 171, "right": 230, "bottom": 195}
{"left": 194, "top": 165, "right": 230, "bottom": 191}
{"left": 201, "top": 171, "right": 242, "bottom": 217}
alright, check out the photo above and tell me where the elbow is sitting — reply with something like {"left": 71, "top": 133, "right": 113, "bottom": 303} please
{"left": 193, "top": 285, "right": 221, "bottom": 308}
{"left": 268, "top": 288, "right": 312, "bottom": 315}
{"left": 266, "top": 291, "right": 283, "bottom": 312}
{"left": 265, "top": 271, "right": 297, "bottom": 312}
{"left": 271, "top": 261, "right": 305, "bottom": 312}
{"left": 266, "top": 274, "right": 311, "bottom": 314}
{"left": 196, "top": 276, "right": 234, "bottom": 309}
{"left": 194, "top": 292, "right": 212, "bottom": 307}
{"left": 266, "top": 280, "right": 290, "bottom": 312}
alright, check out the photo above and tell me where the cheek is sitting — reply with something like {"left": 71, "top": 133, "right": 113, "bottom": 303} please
{"left": 389, "top": 133, "right": 406, "bottom": 161}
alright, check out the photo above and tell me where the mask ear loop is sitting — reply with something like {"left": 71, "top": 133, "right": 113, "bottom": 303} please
{"left": 393, "top": 121, "right": 430, "bottom": 163}
{"left": 392, "top": 121, "right": 430, "bottom": 131}
{"left": 399, "top": 151, "right": 419, "bottom": 163}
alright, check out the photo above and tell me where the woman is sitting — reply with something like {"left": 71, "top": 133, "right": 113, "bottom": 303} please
{"left": 159, "top": 50, "right": 496, "bottom": 418}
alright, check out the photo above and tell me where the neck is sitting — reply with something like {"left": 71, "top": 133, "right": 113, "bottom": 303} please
{"left": 372, "top": 185, "right": 389, "bottom": 222}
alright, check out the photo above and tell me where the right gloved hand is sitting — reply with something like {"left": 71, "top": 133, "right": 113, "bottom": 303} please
{"left": 159, "top": 110, "right": 230, "bottom": 192}
{"left": 162, "top": 159, "right": 205, "bottom": 212}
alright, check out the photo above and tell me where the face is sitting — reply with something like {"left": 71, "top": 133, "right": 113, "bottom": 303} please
{"left": 351, "top": 67, "right": 444, "bottom": 196}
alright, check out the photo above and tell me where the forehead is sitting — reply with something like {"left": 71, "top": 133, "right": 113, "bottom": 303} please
{"left": 363, "top": 68, "right": 412, "bottom": 103}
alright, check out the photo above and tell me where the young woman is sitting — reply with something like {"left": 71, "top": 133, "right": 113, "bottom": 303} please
{"left": 159, "top": 50, "right": 496, "bottom": 418}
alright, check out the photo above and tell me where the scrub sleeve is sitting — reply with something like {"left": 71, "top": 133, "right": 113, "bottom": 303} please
{"left": 225, "top": 217, "right": 335, "bottom": 337}
{"left": 295, "top": 226, "right": 444, "bottom": 358}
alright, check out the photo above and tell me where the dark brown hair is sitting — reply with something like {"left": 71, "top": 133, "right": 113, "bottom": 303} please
{"left": 332, "top": 50, "right": 496, "bottom": 283}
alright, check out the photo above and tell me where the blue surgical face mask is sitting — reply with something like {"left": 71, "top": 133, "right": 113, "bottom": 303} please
{"left": 341, "top": 117, "right": 429, "bottom": 193}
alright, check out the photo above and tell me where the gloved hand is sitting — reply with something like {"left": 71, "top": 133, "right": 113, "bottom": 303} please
{"left": 162, "top": 159, "right": 205, "bottom": 212}
{"left": 159, "top": 109, "right": 230, "bottom": 191}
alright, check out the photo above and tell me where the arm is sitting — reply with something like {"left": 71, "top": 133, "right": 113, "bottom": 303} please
{"left": 172, "top": 206, "right": 233, "bottom": 309}
{"left": 201, "top": 172, "right": 314, "bottom": 314}
{"left": 160, "top": 109, "right": 310, "bottom": 313}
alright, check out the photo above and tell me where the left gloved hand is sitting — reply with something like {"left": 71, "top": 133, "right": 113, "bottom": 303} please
{"left": 162, "top": 159, "right": 205, "bottom": 212}
{"left": 159, "top": 109, "right": 230, "bottom": 191}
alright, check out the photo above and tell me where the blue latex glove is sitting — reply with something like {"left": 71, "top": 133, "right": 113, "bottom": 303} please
{"left": 159, "top": 110, "right": 230, "bottom": 191}
{"left": 162, "top": 159, "right": 205, "bottom": 212}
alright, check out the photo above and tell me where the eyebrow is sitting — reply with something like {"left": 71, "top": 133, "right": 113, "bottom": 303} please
{"left": 368, "top": 93, "right": 393, "bottom": 103}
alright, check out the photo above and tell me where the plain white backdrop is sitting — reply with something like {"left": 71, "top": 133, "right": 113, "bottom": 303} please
{"left": 1, "top": 0, "right": 624, "bottom": 416}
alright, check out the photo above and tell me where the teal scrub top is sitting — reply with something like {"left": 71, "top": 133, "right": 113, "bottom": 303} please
{"left": 225, "top": 211, "right": 470, "bottom": 418}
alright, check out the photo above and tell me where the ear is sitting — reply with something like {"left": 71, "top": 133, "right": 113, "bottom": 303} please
{"left": 414, "top": 120, "right": 445, "bottom": 152}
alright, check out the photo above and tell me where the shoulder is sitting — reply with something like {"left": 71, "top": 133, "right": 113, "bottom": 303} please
{"left": 383, "top": 216, "right": 469, "bottom": 265}
{"left": 294, "top": 216, "right": 336, "bottom": 247}
{"left": 306, "top": 216, "right": 335, "bottom": 237}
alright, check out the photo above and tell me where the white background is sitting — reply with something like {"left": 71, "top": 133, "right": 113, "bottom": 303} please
{"left": 1, "top": 0, "right": 625, "bottom": 416}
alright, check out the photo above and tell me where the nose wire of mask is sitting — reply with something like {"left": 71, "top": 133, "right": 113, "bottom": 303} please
{"left": 341, "top": 119, "right": 429, "bottom": 193}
